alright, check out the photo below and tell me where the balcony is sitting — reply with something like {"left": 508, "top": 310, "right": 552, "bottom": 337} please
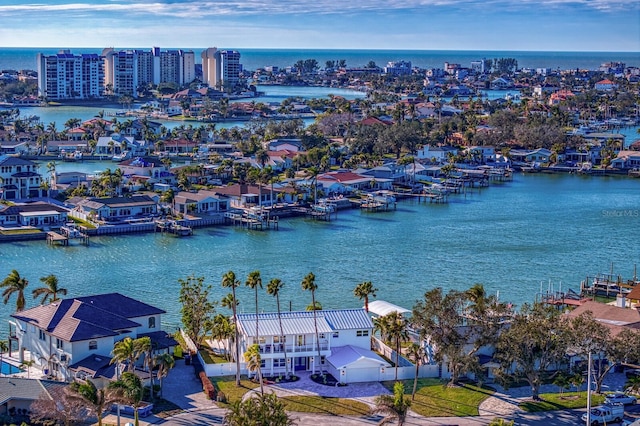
{"left": 258, "top": 342, "right": 329, "bottom": 355}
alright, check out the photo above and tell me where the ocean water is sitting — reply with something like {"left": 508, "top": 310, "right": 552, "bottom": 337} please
{"left": 1, "top": 173, "right": 639, "bottom": 334}
{"left": 2, "top": 47, "right": 638, "bottom": 72}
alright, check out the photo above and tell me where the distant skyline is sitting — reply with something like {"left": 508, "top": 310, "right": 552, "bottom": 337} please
{"left": 0, "top": 1, "right": 638, "bottom": 52}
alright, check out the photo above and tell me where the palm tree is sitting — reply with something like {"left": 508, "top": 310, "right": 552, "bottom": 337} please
{"left": 222, "top": 270, "right": 242, "bottom": 386}
{"left": 154, "top": 353, "right": 175, "bottom": 398}
{"left": 353, "top": 281, "right": 378, "bottom": 313}
{"left": 224, "top": 392, "right": 295, "bottom": 426}
{"left": 68, "top": 380, "right": 126, "bottom": 426}
{"left": 133, "top": 337, "right": 152, "bottom": 398}
{"left": 32, "top": 274, "right": 67, "bottom": 304}
{"left": 108, "top": 372, "right": 143, "bottom": 426}
{"left": 1, "top": 269, "right": 29, "bottom": 312}
{"left": 110, "top": 337, "right": 138, "bottom": 372}
{"left": 371, "top": 381, "right": 411, "bottom": 426}
{"left": 244, "top": 343, "right": 264, "bottom": 394}
{"left": 626, "top": 375, "right": 640, "bottom": 394}
{"left": 301, "top": 272, "right": 322, "bottom": 374}
{"left": 385, "top": 312, "right": 409, "bottom": 381}
{"left": 0, "top": 340, "right": 8, "bottom": 377}
{"left": 245, "top": 271, "right": 262, "bottom": 344}
{"left": 266, "top": 278, "right": 289, "bottom": 378}
{"left": 406, "top": 343, "right": 426, "bottom": 400}
{"left": 210, "top": 313, "right": 234, "bottom": 362}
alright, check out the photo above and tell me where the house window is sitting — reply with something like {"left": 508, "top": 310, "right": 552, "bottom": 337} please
{"left": 318, "top": 333, "right": 325, "bottom": 339}
{"left": 38, "top": 330, "right": 46, "bottom": 341}
{"left": 332, "top": 332, "right": 339, "bottom": 338}
{"left": 320, "top": 356, "right": 326, "bottom": 365}
{"left": 148, "top": 317, "right": 156, "bottom": 328}
{"left": 273, "top": 358, "right": 286, "bottom": 368}
{"left": 356, "top": 330, "right": 369, "bottom": 337}
{"left": 56, "top": 338, "right": 63, "bottom": 349}
{"left": 260, "top": 359, "right": 266, "bottom": 368}
{"left": 89, "top": 340, "right": 98, "bottom": 350}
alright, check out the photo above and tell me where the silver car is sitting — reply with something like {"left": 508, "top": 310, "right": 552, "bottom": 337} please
{"left": 605, "top": 392, "right": 637, "bottom": 406}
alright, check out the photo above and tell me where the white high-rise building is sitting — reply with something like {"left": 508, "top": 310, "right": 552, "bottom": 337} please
{"left": 103, "top": 47, "right": 195, "bottom": 97}
{"left": 201, "top": 47, "right": 241, "bottom": 89}
{"left": 37, "top": 50, "right": 104, "bottom": 100}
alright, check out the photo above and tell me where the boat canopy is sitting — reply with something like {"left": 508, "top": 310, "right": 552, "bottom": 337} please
{"left": 367, "top": 300, "right": 410, "bottom": 317}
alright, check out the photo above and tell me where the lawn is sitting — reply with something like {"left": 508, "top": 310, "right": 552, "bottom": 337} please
{"left": 282, "top": 396, "right": 370, "bottom": 416}
{"left": 384, "top": 378, "right": 495, "bottom": 417}
{"left": 520, "top": 391, "right": 605, "bottom": 412}
{"left": 200, "top": 346, "right": 229, "bottom": 364}
{"left": 210, "top": 376, "right": 260, "bottom": 407}
{"left": 0, "top": 229, "right": 42, "bottom": 235}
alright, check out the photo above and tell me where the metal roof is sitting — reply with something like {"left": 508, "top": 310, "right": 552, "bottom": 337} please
{"left": 367, "top": 300, "right": 411, "bottom": 317}
{"left": 237, "top": 309, "right": 372, "bottom": 338}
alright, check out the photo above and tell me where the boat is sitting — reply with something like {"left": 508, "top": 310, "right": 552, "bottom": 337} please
{"left": 112, "top": 151, "right": 130, "bottom": 162}
{"left": 580, "top": 265, "right": 639, "bottom": 297}
{"left": 521, "top": 162, "right": 541, "bottom": 173}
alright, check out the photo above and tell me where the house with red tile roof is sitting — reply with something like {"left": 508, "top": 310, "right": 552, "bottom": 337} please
{"left": 595, "top": 79, "right": 618, "bottom": 91}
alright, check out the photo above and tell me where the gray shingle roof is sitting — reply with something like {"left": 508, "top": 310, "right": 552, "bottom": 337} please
{"left": 0, "top": 378, "right": 64, "bottom": 405}
{"left": 11, "top": 293, "right": 164, "bottom": 342}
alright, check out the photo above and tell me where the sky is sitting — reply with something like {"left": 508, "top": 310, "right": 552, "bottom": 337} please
{"left": 0, "top": 0, "right": 638, "bottom": 52}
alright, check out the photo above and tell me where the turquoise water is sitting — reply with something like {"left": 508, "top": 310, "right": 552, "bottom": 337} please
{"left": 0, "top": 361, "right": 23, "bottom": 375}
{"left": 1, "top": 173, "right": 638, "bottom": 332}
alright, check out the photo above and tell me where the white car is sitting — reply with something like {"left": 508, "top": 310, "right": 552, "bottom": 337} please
{"left": 605, "top": 392, "right": 637, "bottom": 405}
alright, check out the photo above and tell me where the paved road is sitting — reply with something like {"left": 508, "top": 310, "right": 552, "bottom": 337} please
{"left": 117, "top": 359, "right": 638, "bottom": 426}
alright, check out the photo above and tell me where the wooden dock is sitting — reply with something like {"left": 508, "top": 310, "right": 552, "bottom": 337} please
{"left": 155, "top": 220, "right": 193, "bottom": 236}
{"left": 48, "top": 225, "right": 90, "bottom": 246}
{"left": 46, "top": 231, "right": 69, "bottom": 246}
{"left": 224, "top": 212, "right": 279, "bottom": 230}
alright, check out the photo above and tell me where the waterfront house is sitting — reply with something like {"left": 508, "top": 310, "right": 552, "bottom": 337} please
{"left": 70, "top": 195, "right": 158, "bottom": 223}
{"left": 509, "top": 148, "right": 552, "bottom": 164}
{"left": 317, "top": 171, "right": 392, "bottom": 194}
{"left": 465, "top": 146, "right": 496, "bottom": 163}
{"left": 0, "top": 202, "right": 69, "bottom": 228}
{"left": 358, "top": 163, "right": 406, "bottom": 183}
{"left": 416, "top": 145, "right": 458, "bottom": 163}
{"left": 611, "top": 150, "right": 640, "bottom": 170}
{"left": 9, "top": 293, "right": 176, "bottom": 382}
{"left": 173, "top": 190, "right": 230, "bottom": 215}
{"left": 594, "top": 79, "right": 617, "bottom": 91}
{"left": 94, "top": 134, "right": 136, "bottom": 157}
{"left": 0, "top": 156, "right": 44, "bottom": 200}
{"left": 0, "top": 141, "right": 30, "bottom": 156}
{"left": 235, "top": 308, "right": 390, "bottom": 383}
{"left": 118, "top": 156, "right": 172, "bottom": 180}
{"left": 566, "top": 300, "right": 640, "bottom": 336}
{"left": 213, "top": 183, "right": 283, "bottom": 208}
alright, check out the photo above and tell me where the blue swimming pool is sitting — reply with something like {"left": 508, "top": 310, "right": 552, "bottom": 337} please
{"left": 0, "top": 361, "right": 24, "bottom": 375}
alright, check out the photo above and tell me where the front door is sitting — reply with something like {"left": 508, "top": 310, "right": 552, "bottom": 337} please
{"left": 294, "top": 357, "right": 307, "bottom": 371}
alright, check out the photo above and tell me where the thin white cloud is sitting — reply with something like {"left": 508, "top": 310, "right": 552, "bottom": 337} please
{"left": 0, "top": 0, "right": 634, "bottom": 18}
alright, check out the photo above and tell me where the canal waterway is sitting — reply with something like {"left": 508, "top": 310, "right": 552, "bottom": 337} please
{"left": 1, "top": 172, "right": 638, "bottom": 332}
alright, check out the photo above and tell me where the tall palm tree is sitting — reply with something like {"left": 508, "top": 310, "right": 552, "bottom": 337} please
{"left": 133, "top": 337, "right": 152, "bottom": 397}
{"left": 353, "top": 281, "right": 378, "bottom": 313}
{"left": 110, "top": 337, "right": 138, "bottom": 372}
{"left": 222, "top": 270, "right": 241, "bottom": 386}
{"left": 1, "top": 269, "right": 29, "bottom": 312}
{"left": 371, "top": 381, "right": 411, "bottom": 426}
{"left": 32, "top": 274, "right": 67, "bottom": 304}
{"left": 0, "top": 340, "right": 8, "bottom": 377}
{"left": 385, "top": 312, "right": 410, "bottom": 381}
{"left": 154, "top": 353, "right": 175, "bottom": 398}
{"left": 68, "top": 380, "right": 126, "bottom": 426}
{"left": 244, "top": 343, "right": 264, "bottom": 394}
{"left": 301, "top": 272, "right": 322, "bottom": 374}
{"left": 266, "top": 278, "right": 289, "bottom": 378}
{"left": 245, "top": 271, "right": 262, "bottom": 344}
{"left": 406, "top": 343, "right": 426, "bottom": 400}
{"left": 209, "top": 313, "right": 234, "bottom": 362}
{"left": 108, "top": 372, "right": 143, "bottom": 426}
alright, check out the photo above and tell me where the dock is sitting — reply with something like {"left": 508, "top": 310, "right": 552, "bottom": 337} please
{"left": 307, "top": 202, "right": 338, "bottom": 221}
{"left": 46, "top": 231, "right": 69, "bottom": 246}
{"left": 155, "top": 219, "right": 193, "bottom": 236}
{"left": 48, "top": 224, "right": 90, "bottom": 246}
{"left": 224, "top": 211, "right": 279, "bottom": 230}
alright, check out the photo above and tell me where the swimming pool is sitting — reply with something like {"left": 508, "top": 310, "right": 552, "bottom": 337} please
{"left": 0, "top": 361, "right": 24, "bottom": 375}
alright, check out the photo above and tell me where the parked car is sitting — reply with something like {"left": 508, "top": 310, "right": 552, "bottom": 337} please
{"left": 582, "top": 404, "right": 624, "bottom": 425}
{"left": 605, "top": 392, "right": 637, "bottom": 406}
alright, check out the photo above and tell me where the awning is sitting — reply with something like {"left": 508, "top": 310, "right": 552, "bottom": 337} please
{"left": 367, "top": 300, "right": 410, "bottom": 317}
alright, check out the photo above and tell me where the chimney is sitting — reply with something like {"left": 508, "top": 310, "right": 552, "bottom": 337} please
{"left": 616, "top": 293, "right": 626, "bottom": 308}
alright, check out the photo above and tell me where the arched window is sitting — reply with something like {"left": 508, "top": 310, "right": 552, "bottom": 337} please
{"left": 148, "top": 317, "right": 156, "bottom": 328}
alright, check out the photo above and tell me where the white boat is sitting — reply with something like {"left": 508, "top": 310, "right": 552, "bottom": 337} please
{"left": 112, "top": 151, "right": 130, "bottom": 162}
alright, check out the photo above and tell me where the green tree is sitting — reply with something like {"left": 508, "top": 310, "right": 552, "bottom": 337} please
{"left": 1, "top": 269, "right": 29, "bottom": 311}
{"left": 32, "top": 273, "right": 67, "bottom": 304}
{"left": 353, "top": 281, "right": 378, "bottom": 313}
{"left": 154, "top": 352, "right": 175, "bottom": 397}
{"left": 244, "top": 343, "right": 264, "bottom": 394}
{"left": 370, "top": 381, "right": 411, "bottom": 426}
{"left": 178, "top": 275, "right": 216, "bottom": 347}
{"left": 245, "top": 270, "right": 263, "bottom": 343}
{"left": 385, "top": 312, "right": 409, "bottom": 381}
{"left": 108, "top": 372, "right": 143, "bottom": 426}
{"left": 301, "top": 272, "right": 322, "bottom": 374}
{"left": 209, "top": 313, "right": 234, "bottom": 362}
{"left": 495, "top": 303, "right": 567, "bottom": 400}
{"left": 111, "top": 337, "right": 138, "bottom": 372}
{"left": 406, "top": 343, "right": 426, "bottom": 400}
{"left": 134, "top": 336, "right": 153, "bottom": 397}
{"left": 67, "top": 380, "right": 126, "bottom": 426}
{"left": 223, "top": 392, "right": 295, "bottom": 426}
{"left": 222, "top": 270, "right": 242, "bottom": 386}
{"left": 267, "top": 278, "right": 289, "bottom": 378}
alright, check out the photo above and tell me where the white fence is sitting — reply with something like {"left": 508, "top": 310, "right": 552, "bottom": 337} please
{"left": 372, "top": 337, "right": 441, "bottom": 381}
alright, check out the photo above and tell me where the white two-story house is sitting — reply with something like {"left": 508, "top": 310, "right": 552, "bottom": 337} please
{"left": 9, "top": 293, "right": 175, "bottom": 382}
{"left": 235, "top": 308, "right": 390, "bottom": 384}
{"left": 0, "top": 156, "right": 44, "bottom": 200}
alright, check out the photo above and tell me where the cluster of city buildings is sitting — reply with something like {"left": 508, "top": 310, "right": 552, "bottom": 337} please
{"left": 36, "top": 47, "right": 242, "bottom": 100}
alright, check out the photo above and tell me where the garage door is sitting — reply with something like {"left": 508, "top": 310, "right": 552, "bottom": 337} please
{"left": 346, "top": 367, "right": 378, "bottom": 383}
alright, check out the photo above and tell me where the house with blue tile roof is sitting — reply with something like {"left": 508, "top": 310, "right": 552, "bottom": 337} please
{"left": 9, "top": 293, "right": 176, "bottom": 382}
